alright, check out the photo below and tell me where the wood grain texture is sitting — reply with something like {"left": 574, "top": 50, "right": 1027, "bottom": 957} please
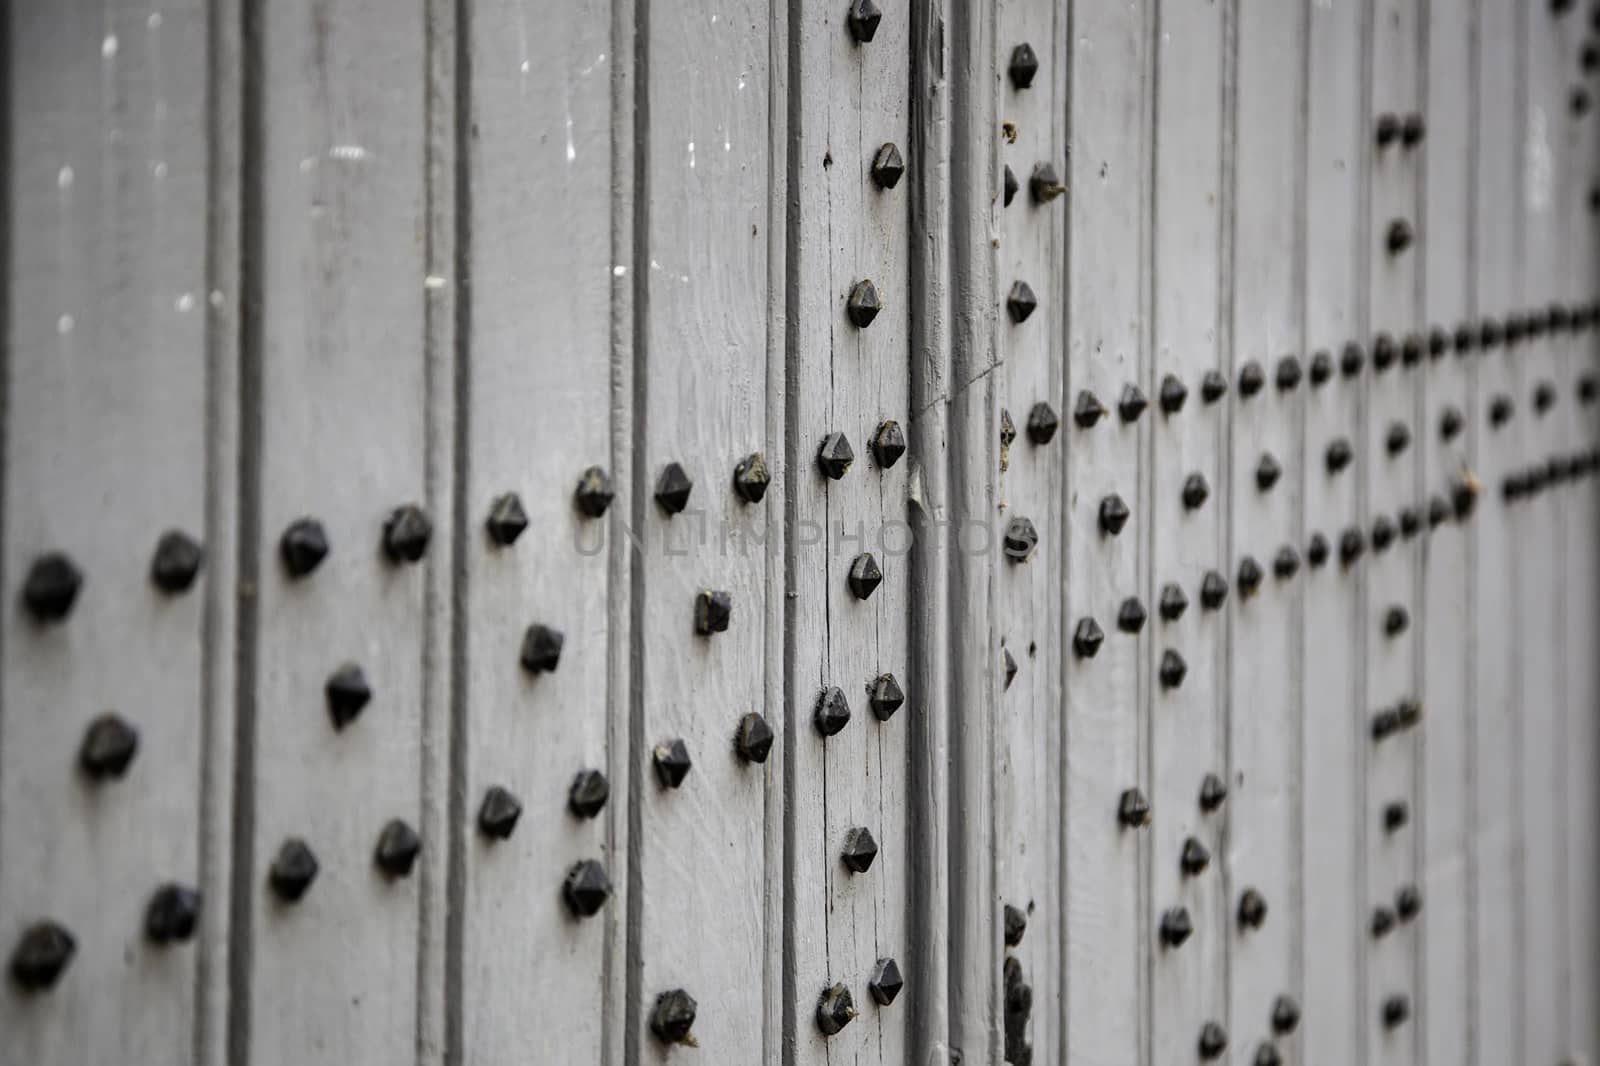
{"left": 1, "top": 3, "right": 217, "bottom": 1065}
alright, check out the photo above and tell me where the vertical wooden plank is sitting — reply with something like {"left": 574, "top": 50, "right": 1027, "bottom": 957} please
{"left": 1147, "top": 1, "right": 1228, "bottom": 1063}
{"left": 1301, "top": 0, "right": 1369, "bottom": 1058}
{"left": 1, "top": 3, "right": 219, "bottom": 1064}
{"left": 1226, "top": 1, "right": 1307, "bottom": 1062}
{"left": 786, "top": 0, "right": 913, "bottom": 1062}
{"left": 1470, "top": 0, "right": 1524, "bottom": 1060}
{"left": 628, "top": 0, "right": 779, "bottom": 1059}
{"left": 1062, "top": 0, "right": 1151, "bottom": 1061}
{"left": 994, "top": 0, "right": 1066, "bottom": 1062}
{"left": 1418, "top": 2, "right": 1476, "bottom": 1064}
{"left": 453, "top": 2, "right": 622, "bottom": 1063}
{"left": 240, "top": 0, "right": 429, "bottom": 1060}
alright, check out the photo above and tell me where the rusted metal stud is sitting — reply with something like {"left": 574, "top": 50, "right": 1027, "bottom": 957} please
{"left": 1309, "top": 350, "right": 1333, "bottom": 386}
{"left": 1201, "top": 370, "right": 1230, "bottom": 403}
{"left": 1200, "top": 570, "right": 1229, "bottom": 610}
{"left": 268, "top": 838, "right": 319, "bottom": 901}
{"left": 1117, "top": 787, "right": 1152, "bottom": 827}
{"left": 694, "top": 590, "right": 733, "bottom": 635}
{"left": 1387, "top": 422, "right": 1412, "bottom": 456}
{"left": 1386, "top": 218, "right": 1414, "bottom": 254}
{"left": 1480, "top": 317, "right": 1503, "bottom": 347}
{"left": 519, "top": 623, "right": 565, "bottom": 673}
{"left": 1237, "top": 888, "right": 1268, "bottom": 929}
{"left": 652, "top": 739, "right": 693, "bottom": 788}
{"left": 1382, "top": 994, "right": 1411, "bottom": 1029}
{"left": 1340, "top": 527, "right": 1366, "bottom": 565}
{"left": 1237, "top": 556, "right": 1263, "bottom": 598}
{"left": 1004, "top": 517, "right": 1039, "bottom": 563}
{"left": 818, "top": 433, "right": 856, "bottom": 479}
{"left": 563, "top": 859, "right": 613, "bottom": 918}
{"left": 1307, "top": 532, "right": 1330, "bottom": 569}
{"left": 1004, "top": 904, "right": 1028, "bottom": 947}
{"left": 571, "top": 466, "right": 615, "bottom": 518}
{"left": 1341, "top": 341, "right": 1366, "bottom": 377}
{"left": 1118, "top": 384, "right": 1149, "bottom": 423}
{"left": 78, "top": 713, "right": 139, "bottom": 779}
{"left": 1275, "top": 355, "right": 1303, "bottom": 391}
{"left": 1326, "top": 437, "right": 1354, "bottom": 474}
{"left": 869, "top": 958, "right": 904, "bottom": 1005}
{"left": 1426, "top": 496, "right": 1451, "bottom": 529}
{"left": 1030, "top": 162, "right": 1066, "bottom": 203}
{"left": 848, "top": 553, "right": 883, "bottom": 599}
{"left": 151, "top": 530, "right": 204, "bottom": 593}
{"left": 1427, "top": 327, "right": 1449, "bottom": 359}
{"left": 734, "top": 713, "right": 775, "bottom": 763}
{"left": 374, "top": 820, "right": 422, "bottom": 878}
{"left": 1117, "top": 597, "right": 1148, "bottom": 634}
{"left": 1238, "top": 360, "right": 1265, "bottom": 397}
{"left": 1384, "top": 605, "right": 1409, "bottom": 637}
{"left": 1008, "top": 42, "right": 1040, "bottom": 88}
{"left": 1371, "top": 515, "right": 1396, "bottom": 552}
{"left": 869, "top": 673, "right": 905, "bottom": 721}
{"left": 650, "top": 989, "right": 699, "bottom": 1045}
{"left": 846, "top": 280, "right": 881, "bottom": 326}
{"left": 1159, "top": 374, "right": 1188, "bottom": 413}
{"left": 568, "top": 769, "right": 610, "bottom": 818}
{"left": 1004, "top": 648, "right": 1019, "bottom": 690}
{"left": 1371, "top": 905, "right": 1396, "bottom": 938}
{"left": 1399, "top": 508, "right": 1420, "bottom": 539}
{"left": 486, "top": 493, "right": 529, "bottom": 544}
{"left": 1254, "top": 1043, "right": 1283, "bottom": 1066}
{"left": 1534, "top": 381, "right": 1557, "bottom": 415}
{"left": 871, "top": 421, "right": 908, "bottom": 468}
{"left": 280, "top": 518, "right": 329, "bottom": 578}
{"left": 1027, "top": 402, "right": 1060, "bottom": 444}
{"left": 846, "top": 0, "right": 882, "bottom": 42}
{"left": 1396, "top": 884, "right": 1422, "bottom": 921}
{"left": 1099, "top": 494, "right": 1131, "bottom": 536}
{"left": 1200, "top": 773, "right": 1228, "bottom": 811}
{"left": 1376, "top": 112, "right": 1402, "bottom": 146}
{"left": 1159, "top": 907, "right": 1194, "bottom": 947}
{"left": 1271, "top": 994, "right": 1301, "bottom": 1034}
{"left": 655, "top": 462, "right": 694, "bottom": 514}
{"left": 1073, "top": 617, "right": 1106, "bottom": 659}
{"left": 1451, "top": 471, "right": 1480, "bottom": 519}
{"left": 23, "top": 551, "right": 84, "bottom": 621}
{"left": 144, "top": 883, "right": 202, "bottom": 942}
{"left": 815, "top": 686, "right": 853, "bottom": 736}
{"left": 1007, "top": 281, "right": 1038, "bottom": 323}
{"left": 478, "top": 786, "right": 524, "bottom": 838}
{"left": 1003, "top": 165, "right": 1019, "bottom": 207}
{"left": 1273, "top": 546, "right": 1300, "bottom": 580}
{"left": 1440, "top": 406, "right": 1464, "bottom": 441}
{"left": 1372, "top": 333, "right": 1398, "bottom": 372}
{"left": 733, "top": 453, "right": 772, "bottom": 503}
{"left": 1198, "top": 1021, "right": 1229, "bottom": 1060}
{"left": 9, "top": 922, "right": 75, "bottom": 990}
{"left": 870, "top": 142, "right": 905, "bottom": 189}
{"left": 1159, "top": 583, "right": 1189, "bottom": 621}
{"left": 1182, "top": 472, "right": 1210, "bottom": 511}
{"left": 841, "top": 827, "right": 879, "bottom": 873}
{"left": 1180, "top": 837, "right": 1211, "bottom": 876}
{"left": 1159, "top": 650, "right": 1188, "bottom": 689}
{"left": 1074, "top": 390, "right": 1108, "bottom": 427}
{"left": 325, "top": 663, "right": 373, "bottom": 730}
{"left": 1256, "top": 452, "right": 1282, "bottom": 491}
{"left": 1000, "top": 409, "right": 1017, "bottom": 451}
{"left": 1401, "top": 333, "right": 1423, "bottom": 367}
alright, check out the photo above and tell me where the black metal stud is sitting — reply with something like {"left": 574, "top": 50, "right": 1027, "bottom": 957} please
{"left": 1340, "top": 526, "right": 1366, "bottom": 566}
{"left": 1256, "top": 453, "right": 1282, "bottom": 492}
{"left": 1440, "top": 406, "right": 1464, "bottom": 441}
{"left": 651, "top": 989, "right": 698, "bottom": 1045}
{"left": 520, "top": 623, "right": 565, "bottom": 674}
{"left": 574, "top": 467, "right": 615, "bottom": 518}
{"left": 268, "top": 838, "right": 319, "bottom": 902}
{"left": 652, "top": 739, "right": 693, "bottom": 788}
{"left": 1373, "top": 333, "right": 1398, "bottom": 372}
{"left": 869, "top": 957, "right": 904, "bottom": 1006}
{"left": 1119, "top": 384, "right": 1149, "bottom": 423}
{"left": 1371, "top": 707, "right": 1402, "bottom": 740}
{"left": 1454, "top": 322, "right": 1476, "bottom": 352}
{"left": 374, "top": 820, "right": 422, "bottom": 878}
{"left": 1402, "top": 333, "right": 1423, "bottom": 367}
{"left": 1376, "top": 112, "right": 1401, "bottom": 146}
{"left": 1309, "top": 350, "right": 1333, "bottom": 386}
{"left": 818, "top": 433, "right": 856, "bottom": 479}
{"left": 1237, "top": 556, "right": 1263, "bottom": 598}
{"left": 1117, "top": 597, "right": 1147, "bottom": 634}
{"left": 1387, "top": 423, "right": 1412, "bottom": 457}
{"left": 9, "top": 922, "right": 75, "bottom": 990}
{"left": 848, "top": 553, "right": 883, "bottom": 599}
{"left": 325, "top": 663, "right": 372, "bottom": 730}
{"left": 1275, "top": 355, "right": 1302, "bottom": 391}
{"left": 1073, "top": 617, "right": 1106, "bottom": 659}
{"left": 1396, "top": 884, "right": 1421, "bottom": 921}
{"left": 1008, "top": 42, "right": 1040, "bottom": 88}
{"left": 694, "top": 590, "right": 733, "bottom": 635}
{"left": 1159, "top": 374, "right": 1188, "bottom": 413}
{"left": 1160, "top": 907, "right": 1194, "bottom": 947}
{"left": 1003, "top": 647, "right": 1019, "bottom": 690}
{"left": 1182, "top": 473, "right": 1210, "bottom": 511}
{"left": 846, "top": 280, "right": 881, "bottom": 326}
{"left": 1007, "top": 281, "right": 1038, "bottom": 323}
{"left": 478, "top": 786, "right": 524, "bottom": 838}
{"left": 818, "top": 982, "right": 858, "bottom": 1036}
{"left": 1371, "top": 516, "right": 1396, "bottom": 553}
{"left": 1117, "top": 787, "right": 1151, "bottom": 827}
{"left": 78, "top": 712, "right": 139, "bottom": 779}
{"left": 1198, "top": 1021, "right": 1229, "bottom": 1060}
{"left": 1402, "top": 112, "right": 1426, "bottom": 146}
{"left": 569, "top": 769, "right": 610, "bottom": 818}
{"left": 1428, "top": 327, "right": 1449, "bottom": 359}
{"left": 1159, "top": 583, "right": 1189, "bottom": 621}
{"left": 144, "top": 883, "right": 202, "bottom": 942}
{"left": 1307, "top": 532, "right": 1330, "bottom": 569}
{"left": 1159, "top": 650, "right": 1187, "bottom": 690}
{"left": 1326, "top": 437, "right": 1354, "bottom": 474}
{"left": 1382, "top": 994, "right": 1411, "bottom": 1029}
{"left": 655, "top": 462, "right": 694, "bottom": 514}
{"left": 1273, "top": 546, "right": 1300, "bottom": 580}
{"left": 871, "top": 421, "right": 907, "bottom": 468}
{"left": 1199, "top": 772, "right": 1228, "bottom": 811}
{"left": 1427, "top": 496, "right": 1450, "bottom": 529}
{"left": 1031, "top": 162, "right": 1066, "bottom": 203}
{"left": 864, "top": 673, "right": 904, "bottom": 722}
{"left": 734, "top": 453, "right": 771, "bottom": 503}
{"left": 1271, "top": 994, "right": 1301, "bottom": 1035}
{"left": 1003, "top": 165, "right": 1019, "bottom": 207}
{"left": 1027, "top": 402, "right": 1060, "bottom": 444}
{"left": 486, "top": 493, "right": 529, "bottom": 545}
{"left": 1004, "top": 904, "right": 1028, "bottom": 947}
{"left": 151, "top": 530, "right": 204, "bottom": 593}
{"left": 1074, "top": 390, "right": 1108, "bottom": 427}
{"left": 1452, "top": 471, "right": 1480, "bottom": 519}
{"left": 1580, "top": 376, "right": 1597, "bottom": 405}
{"left": 846, "top": 0, "right": 882, "bottom": 42}
{"left": 280, "top": 519, "right": 329, "bottom": 578}
{"left": 1387, "top": 218, "right": 1414, "bottom": 254}
{"left": 563, "top": 859, "right": 612, "bottom": 918}
{"left": 1238, "top": 888, "right": 1268, "bottom": 929}
{"left": 1180, "top": 837, "right": 1211, "bottom": 876}
{"left": 1534, "top": 381, "right": 1557, "bottom": 415}
{"left": 870, "top": 142, "right": 905, "bottom": 189}
{"left": 841, "top": 827, "right": 879, "bottom": 873}
{"left": 1200, "top": 570, "right": 1229, "bottom": 610}
{"left": 816, "top": 686, "right": 852, "bottom": 736}
{"left": 23, "top": 551, "right": 84, "bottom": 621}
{"left": 1254, "top": 1043, "right": 1283, "bottom": 1066}
{"left": 1238, "top": 360, "right": 1265, "bottom": 397}
{"left": 1480, "top": 317, "right": 1503, "bottom": 347}
{"left": 1099, "top": 494, "right": 1130, "bottom": 536}
{"left": 1399, "top": 508, "right": 1420, "bottom": 539}
{"left": 1341, "top": 341, "right": 1366, "bottom": 378}
{"left": 1371, "top": 905, "right": 1396, "bottom": 938}
{"left": 1201, "top": 370, "right": 1229, "bottom": 403}
{"left": 1384, "top": 605, "right": 1409, "bottom": 637}
{"left": 1004, "top": 517, "right": 1039, "bottom": 563}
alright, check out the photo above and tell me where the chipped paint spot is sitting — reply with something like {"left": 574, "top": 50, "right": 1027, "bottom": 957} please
{"left": 424, "top": 275, "right": 448, "bottom": 290}
{"left": 612, "top": 265, "right": 628, "bottom": 277}
{"left": 175, "top": 292, "right": 195, "bottom": 312}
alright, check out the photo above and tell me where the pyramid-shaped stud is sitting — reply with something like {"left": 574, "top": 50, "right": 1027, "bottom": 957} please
{"left": 1399, "top": 508, "right": 1420, "bottom": 539}
{"left": 1198, "top": 772, "right": 1228, "bottom": 811}
{"left": 563, "top": 859, "right": 613, "bottom": 918}
{"left": 1271, "top": 994, "right": 1301, "bottom": 1035}
{"left": 151, "top": 530, "right": 204, "bottom": 593}
{"left": 1386, "top": 218, "right": 1413, "bottom": 254}
{"left": 1182, "top": 473, "right": 1210, "bottom": 510}
{"left": 1256, "top": 452, "right": 1282, "bottom": 491}
{"left": 78, "top": 713, "right": 139, "bottom": 779}
{"left": 1099, "top": 493, "right": 1130, "bottom": 536}
{"left": 485, "top": 492, "right": 529, "bottom": 545}
{"left": 1159, "top": 907, "right": 1194, "bottom": 947}
{"left": 815, "top": 686, "right": 853, "bottom": 736}
{"left": 870, "top": 142, "right": 904, "bottom": 189}
{"left": 818, "top": 982, "right": 858, "bottom": 1035}
{"left": 733, "top": 452, "right": 771, "bottom": 503}
{"left": 1326, "top": 437, "right": 1354, "bottom": 474}
{"left": 1395, "top": 884, "right": 1422, "bottom": 921}
{"left": 869, "top": 673, "right": 905, "bottom": 721}
{"left": 1386, "top": 422, "right": 1412, "bottom": 456}
{"left": 9, "top": 921, "right": 76, "bottom": 990}
{"left": 1074, "top": 389, "right": 1107, "bottom": 427}
{"left": 1159, "top": 583, "right": 1188, "bottom": 621}
{"left": 650, "top": 989, "right": 699, "bottom": 1046}
{"left": 1030, "top": 162, "right": 1066, "bottom": 203}
{"left": 846, "top": 279, "right": 882, "bottom": 327}
{"left": 1200, "top": 370, "right": 1229, "bottom": 403}
{"left": 1003, "top": 647, "right": 1018, "bottom": 689}
{"left": 1026, "top": 402, "right": 1059, "bottom": 444}
{"left": 1373, "top": 332, "right": 1398, "bottom": 370}
{"left": 1004, "top": 904, "right": 1028, "bottom": 947}
{"left": 1307, "top": 532, "right": 1330, "bottom": 568}
{"left": 1426, "top": 495, "right": 1451, "bottom": 529}
{"left": 325, "top": 663, "right": 372, "bottom": 730}
{"left": 268, "top": 838, "right": 319, "bottom": 902}
{"left": 652, "top": 739, "right": 693, "bottom": 788}
{"left": 1007, "top": 42, "right": 1040, "bottom": 88}
{"left": 868, "top": 957, "right": 904, "bottom": 1006}
{"left": 574, "top": 466, "right": 615, "bottom": 517}
{"left": 1237, "top": 556, "right": 1264, "bottom": 597}
{"left": 1159, "top": 649, "right": 1187, "bottom": 689}
{"left": 477, "top": 786, "right": 523, "bottom": 839}
{"left": 1308, "top": 350, "right": 1333, "bottom": 386}
{"left": 1371, "top": 516, "right": 1397, "bottom": 551}
{"left": 846, "top": 0, "right": 882, "bottom": 42}
{"left": 818, "top": 433, "right": 856, "bottom": 479}
{"left": 871, "top": 420, "right": 907, "bottom": 468}
{"left": 1199, "top": 570, "right": 1228, "bottom": 610}
{"left": 1180, "top": 836, "right": 1211, "bottom": 875}
{"left": 1237, "top": 361, "right": 1265, "bottom": 397}
{"left": 383, "top": 503, "right": 432, "bottom": 563}
{"left": 1006, "top": 280, "right": 1038, "bottom": 323}
{"left": 848, "top": 552, "right": 882, "bottom": 599}
{"left": 1003, "top": 517, "right": 1038, "bottom": 563}
{"left": 1428, "top": 326, "right": 1449, "bottom": 358}
{"left": 841, "top": 826, "right": 879, "bottom": 873}
{"left": 1117, "top": 787, "right": 1151, "bottom": 827}
{"left": 374, "top": 819, "right": 422, "bottom": 878}
{"left": 1384, "top": 605, "right": 1409, "bottom": 637}
{"left": 568, "top": 768, "right": 610, "bottom": 818}
{"left": 23, "top": 552, "right": 84, "bottom": 622}
{"left": 655, "top": 462, "right": 694, "bottom": 515}
{"left": 999, "top": 408, "right": 1017, "bottom": 450}
{"left": 519, "top": 623, "right": 565, "bottom": 673}
{"left": 1159, "top": 374, "right": 1188, "bottom": 413}
{"left": 280, "top": 518, "right": 329, "bottom": 578}
{"left": 735, "top": 712, "right": 775, "bottom": 763}
{"left": 1273, "top": 546, "right": 1300, "bottom": 580}
{"left": 1340, "top": 527, "right": 1367, "bottom": 565}
{"left": 1371, "top": 906, "right": 1396, "bottom": 938}
{"left": 694, "top": 589, "right": 733, "bottom": 635}
{"left": 1073, "top": 617, "right": 1105, "bottom": 659}
{"left": 1198, "top": 1022, "right": 1229, "bottom": 1060}
{"left": 1341, "top": 342, "right": 1366, "bottom": 376}
{"left": 1118, "top": 384, "right": 1148, "bottom": 423}
{"left": 144, "top": 883, "right": 202, "bottom": 943}
{"left": 1003, "top": 165, "right": 1019, "bottom": 207}
{"left": 1440, "top": 407, "right": 1464, "bottom": 441}
{"left": 1117, "top": 597, "right": 1147, "bottom": 634}
{"left": 1237, "top": 887, "right": 1268, "bottom": 929}
{"left": 1275, "top": 355, "right": 1302, "bottom": 391}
